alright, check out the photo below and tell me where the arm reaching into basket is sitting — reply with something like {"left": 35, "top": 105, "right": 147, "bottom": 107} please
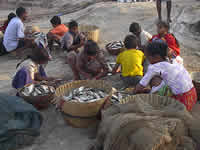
{"left": 12, "top": 45, "right": 53, "bottom": 90}
{"left": 75, "top": 40, "right": 108, "bottom": 80}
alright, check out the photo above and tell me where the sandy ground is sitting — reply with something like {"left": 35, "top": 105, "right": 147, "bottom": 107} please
{"left": 0, "top": 0, "right": 200, "bottom": 149}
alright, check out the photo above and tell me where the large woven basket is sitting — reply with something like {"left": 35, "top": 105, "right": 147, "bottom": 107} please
{"left": 102, "top": 94, "right": 192, "bottom": 120}
{"left": 64, "top": 23, "right": 100, "bottom": 43}
{"left": 191, "top": 72, "right": 200, "bottom": 100}
{"left": 55, "top": 80, "right": 112, "bottom": 128}
{"left": 79, "top": 24, "right": 100, "bottom": 43}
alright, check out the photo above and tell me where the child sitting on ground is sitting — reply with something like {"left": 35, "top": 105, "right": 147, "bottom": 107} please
{"left": 12, "top": 44, "right": 55, "bottom": 91}
{"left": 150, "top": 21, "right": 183, "bottom": 64}
{"left": 135, "top": 42, "right": 197, "bottom": 111}
{"left": 67, "top": 40, "right": 108, "bottom": 80}
{"left": 112, "top": 34, "right": 145, "bottom": 88}
{"left": 47, "top": 16, "right": 68, "bottom": 51}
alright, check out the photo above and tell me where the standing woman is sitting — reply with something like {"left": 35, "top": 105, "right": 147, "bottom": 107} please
{"left": 156, "top": 0, "right": 172, "bottom": 23}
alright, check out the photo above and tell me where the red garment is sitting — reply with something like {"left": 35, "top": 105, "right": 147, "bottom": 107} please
{"left": 173, "top": 87, "right": 197, "bottom": 111}
{"left": 150, "top": 33, "right": 180, "bottom": 56}
{"left": 0, "top": 21, "right": 8, "bottom": 33}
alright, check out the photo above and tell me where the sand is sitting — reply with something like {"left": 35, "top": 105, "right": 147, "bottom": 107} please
{"left": 0, "top": 0, "right": 200, "bottom": 149}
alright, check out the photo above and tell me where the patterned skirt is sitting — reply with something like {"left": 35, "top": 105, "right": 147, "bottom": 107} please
{"left": 173, "top": 87, "right": 197, "bottom": 111}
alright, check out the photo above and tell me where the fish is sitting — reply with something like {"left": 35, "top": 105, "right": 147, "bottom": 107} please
{"left": 32, "top": 91, "right": 38, "bottom": 96}
{"left": 98, "top": 91, "right": 107, "bottom": 98}
{"left": 63, "top": 87, "right": 107, "bottom": 103}
{"left": 21, "top": 91, "right": 29, "bottom": 97}
{"left": 24, "top": 84, "right": 35, "bottom": 94}
{"left": 35, "top": 88, "right": 43, "bottom": 95}
{"left": 41, "top": 85, "right": 49, "bottom": 93}
{"left": 49, "top": 87, "right": 55, "bottom": 93}
{"left": 21, "top": 84, "right": 55, "bottom": 97}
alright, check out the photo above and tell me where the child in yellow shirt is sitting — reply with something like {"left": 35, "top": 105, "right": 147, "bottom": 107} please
{"left": 112, "top": 34, "right": 145, "bottom": 88}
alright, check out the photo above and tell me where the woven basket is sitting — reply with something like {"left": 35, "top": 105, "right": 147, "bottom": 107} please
{"left": 19, "top": 84, "right": 55, "bottom": 110}
{"left": 105, "top": 43, "right": 125, "bottom": 56}
{"left": 64, "top": 23, "right": 100, "bottom": 43}
{"left": 55, "top": 80, "right": 112, "bottom": 128}
{"left": 191, "top": 72, "right": 200, "bottom": 100}
{"left": 79, "top": 24, "right": 100, "bottom": 43}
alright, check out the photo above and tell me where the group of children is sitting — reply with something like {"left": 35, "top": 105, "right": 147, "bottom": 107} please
{"left": 0, "top": 6, "right": 197, "bottom": 111}
{"left": 112, "top": 21, "right": 196, "bottom": 111}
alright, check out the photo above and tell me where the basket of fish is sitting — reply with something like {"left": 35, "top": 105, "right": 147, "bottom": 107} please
{"left": 55, "top": 80, "right": 112, "bottom": 128}
{"left": 106, "top": 41, "right": 125, "bottom": 56}
{"left": 191, "top": 72, "right": 200, "bottom": 100}
{"left": 19, "top": 83, "right": 56, "bottom": 109}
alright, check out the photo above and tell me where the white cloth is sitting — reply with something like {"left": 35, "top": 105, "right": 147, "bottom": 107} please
{"left": 140, "top": 61, "right": 193, "bottom": 95}
{"left": 3, "top": 17, "right": 25, "bottom": 52}
{"left": 140, "top": 30, "right": 152, "bottom": 46}
{"left": 14, "top": 59, "right": 39, "bottom": 81}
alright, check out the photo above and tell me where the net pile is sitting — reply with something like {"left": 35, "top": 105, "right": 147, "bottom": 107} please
{"left": 90, "top": 94, "right": 200, "bottom": 150}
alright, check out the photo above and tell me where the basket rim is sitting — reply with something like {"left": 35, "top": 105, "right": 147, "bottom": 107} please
{"left": 56, "top": 80, "right": 113, "bottom": 104}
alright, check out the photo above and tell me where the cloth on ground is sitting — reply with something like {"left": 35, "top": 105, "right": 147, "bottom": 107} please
{"left": 0, "top": 93, "right": 42, "bottom": 150}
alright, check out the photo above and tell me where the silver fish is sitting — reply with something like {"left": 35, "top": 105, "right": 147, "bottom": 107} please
{"left": 63, "top": 96, "right": 72, "bottom": 101}
{"left": 24, "top": 84, "right": 35, "bottom": 94}
{"left": 41, "top": 85, "right": 49, "bottom": 93}
{"left": 98, "top": 91, "right": 107, "bottom": 98}
{"left": 49, "top": 86, "right": 55, "bottom": 93}
{"left": 112, "top": 94, "right": 119, "bottom": 101}
{"left": 74, "top": 96, "right": 83, "bottom": 102}
{"left": 32, "top": 91, "right": 38, "bottom": 96}
{"left": 35, "top": 88, "right": 43, "bottom": 95}
{"left": 21, "top": 91, "right": 29, "bottom": 96}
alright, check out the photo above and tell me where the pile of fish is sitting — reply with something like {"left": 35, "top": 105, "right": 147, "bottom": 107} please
{"left": 106, "top": 41, "right": 124, "bottom": 50}
{"left": 63, "top": 86, "right": 108, "bottom": 103}
{"left": 20, "top": 84, "right": 55, "bottom": 97}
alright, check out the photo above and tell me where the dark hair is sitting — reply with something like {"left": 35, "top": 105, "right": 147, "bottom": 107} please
{"left": 16, "top": 44, "right": 49, "bottom": 69}
{"left": 157, "top": 21, "right": 180, "bottom": 48}
{"left": 7, "top": 12, "right": 16, "bottom": 23}
{"left": 84, "top": 40, "right": 99, "bottom": 56}
{"left": 129, "top": 22, "right": 141, "bottom": 34}
{"left": 16, "top": 7, "right": 26, "bottom": 17}
{"left": 68, "top": 20, "right": 78, "bottom": 30}
{"left": 146, "top": 41, "right": 168, "bottom": 60}
{"left": 124, "top": 34, "right": 138, "bottom": 49}
{"left": 50, "top": 16, "right": 61, "bottom": 25}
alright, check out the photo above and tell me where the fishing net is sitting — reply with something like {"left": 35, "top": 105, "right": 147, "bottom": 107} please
{"left": 91, "top": 94, "right": 200, "bottom": 150}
